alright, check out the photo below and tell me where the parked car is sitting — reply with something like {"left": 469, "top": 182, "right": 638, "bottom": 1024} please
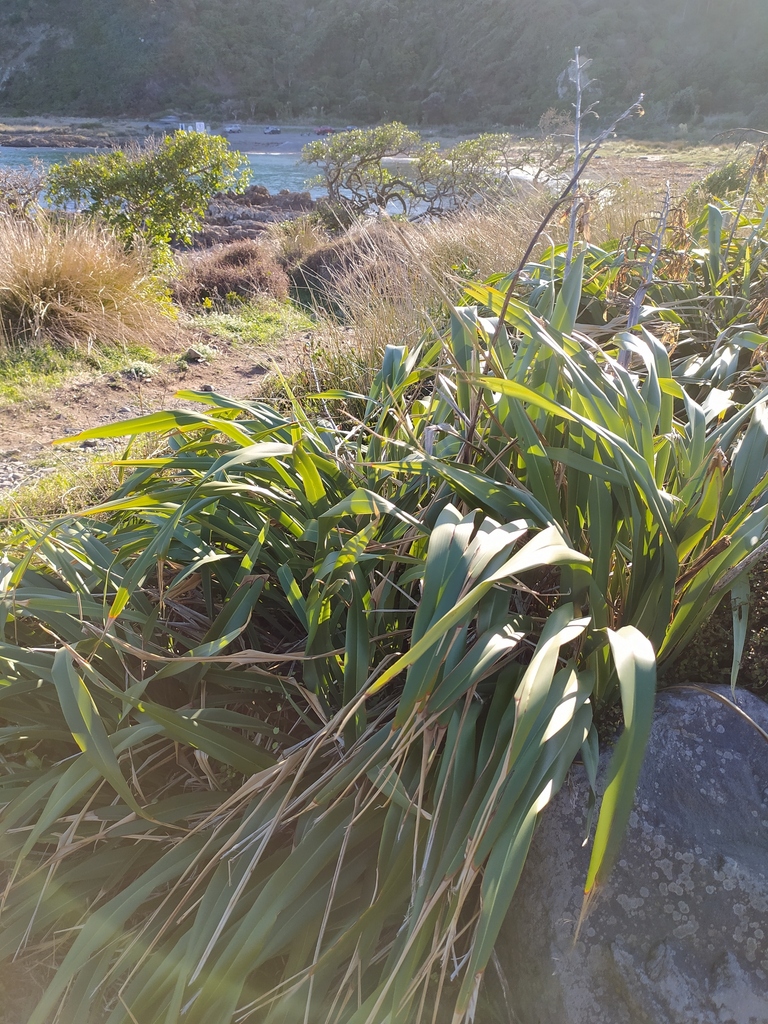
{"left": 314, "top": 125, "right": 336, "bottom": 135}
{"left": 224, "top": 124, "right": 242, "bottom": 133}
{"left": 263, "top": 126, "right": 282, "bottom": 135}
{"left": 344, "top": 125, "right": 359, "bottom": 132}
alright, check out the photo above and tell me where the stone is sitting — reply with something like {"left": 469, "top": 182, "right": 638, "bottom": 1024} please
{"left": 196, "top": 187, "right": 316, "bottom": 245}
{"left": 494, "top": 686, "right": 768, "bottom": 1024}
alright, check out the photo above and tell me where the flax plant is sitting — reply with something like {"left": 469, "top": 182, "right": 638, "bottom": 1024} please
{"left": 2, "top": 197, "right": 768, "bottom": 1024}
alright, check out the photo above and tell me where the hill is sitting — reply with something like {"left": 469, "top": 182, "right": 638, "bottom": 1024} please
{"left": 1, "top": 0, "right": 767, "bottom": 129}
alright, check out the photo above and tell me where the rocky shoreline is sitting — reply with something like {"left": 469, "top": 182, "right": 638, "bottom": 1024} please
{"left": 0, "top": 132, "right": 100, "bottom": 148}
{"left": 0, "top": 124, "right": 141, "bottom": 149}
{"left": 194, "top": 184, "right": 316, "bottom": 246}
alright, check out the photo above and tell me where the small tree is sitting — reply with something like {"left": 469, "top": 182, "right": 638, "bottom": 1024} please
{"left": 418, "top": 131, "right": 569, "bottom": 209}
{"left": 47, "top": 131, "right": 251, "bottom": 250}
{"left": 304, "top": 122, "right": 574, "bottom": 220}
{"left": 0, "top": 159, "right": 47, "bottom": 219}
{"left": 409, "top": 136, "right": 520, "bottom": 214}
{"left": 302, "top": 122, "right": 424, "bottom": 216}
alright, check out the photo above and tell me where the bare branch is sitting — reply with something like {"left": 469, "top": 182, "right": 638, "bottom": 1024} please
{"left": 490, "top": 91, "right": 645, "bottom": 348}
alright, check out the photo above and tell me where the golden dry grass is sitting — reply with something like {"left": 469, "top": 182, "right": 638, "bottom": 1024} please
{"left": 311, "top": 184, "right": 662, "bottom": 389}
{"left": 312, "top": 197, "right": 553, "bottom": 387}
{"left": 266, "top": 214, "right": 331, "bottom": 270}
{"left": 0, "top": 215, "right": 175, "bottom": 353}
{"left": 171, "top": 240, "right": 290, "bottom": 308}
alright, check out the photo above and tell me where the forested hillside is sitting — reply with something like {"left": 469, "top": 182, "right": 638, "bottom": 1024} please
{"left": 1, "top": 0, "right": 767, "bottom": 127}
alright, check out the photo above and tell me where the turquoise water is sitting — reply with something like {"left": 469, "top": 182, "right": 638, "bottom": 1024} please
{"left": 0, "top": 146, "right": 321, "bottom": 196}
{"left": 243, "top": 151, "right": 321, "bottom": 196}
{"left": 0, "top": 146, "right": 85, "bottom": 169}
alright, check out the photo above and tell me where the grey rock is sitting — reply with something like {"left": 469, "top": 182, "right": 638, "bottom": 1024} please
{"left": 495, "top": 687, "right": 768, "bottom": 1024}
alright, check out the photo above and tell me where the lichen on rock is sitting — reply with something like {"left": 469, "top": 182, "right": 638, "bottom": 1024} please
{"left": 494, "top": 687, "right": 768, "bottom": 1024}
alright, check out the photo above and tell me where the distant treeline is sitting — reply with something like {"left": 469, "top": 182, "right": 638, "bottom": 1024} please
{"left": 2, "top": 0, "right": 768, "bottom": 128}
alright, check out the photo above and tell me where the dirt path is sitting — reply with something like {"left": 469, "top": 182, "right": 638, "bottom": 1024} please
{"left": 0, "top": 331, "right": 310, "bottom": 494}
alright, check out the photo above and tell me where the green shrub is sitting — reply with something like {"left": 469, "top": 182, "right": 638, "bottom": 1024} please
{"left": 687, "top": 153, "right": 767, "bottom": 215}
{"left": 702, "top": 157, "right": 752, "bottom": 194}
{"left": 47, "top": 131, "right": 251, "bottom": 250}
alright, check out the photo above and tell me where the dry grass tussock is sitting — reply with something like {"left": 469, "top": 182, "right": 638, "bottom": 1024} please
{"left": 579, "top": 178, "right": 663, "bottom": 242}
{"left": 0, "top": 215, "right": 174, "bottom": 353}
{"left": 312, "top": 183, "right": 662, "bottom": 389}
{"left": 312, "top": 200, "right": 548, "bottom": 387}
{"left": 171, "top": 239, "right": 290, "bottom": 309}
{"left": 266, "top": 214, "right": 331, "bottom": 271}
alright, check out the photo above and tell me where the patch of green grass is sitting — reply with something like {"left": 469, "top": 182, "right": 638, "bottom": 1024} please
{"left": 0, "top": 436, "right": 160, "bottom": 527}
{"left": 0, "top": 342, "right": 160, "bottom": 404}
{"left": 195, "top": 298, "right": 313, "bottom": 347}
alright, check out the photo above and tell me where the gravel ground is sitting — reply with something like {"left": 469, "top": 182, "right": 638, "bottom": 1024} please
{"left": 0, "top": 437, "right": 124, "bottom": 498}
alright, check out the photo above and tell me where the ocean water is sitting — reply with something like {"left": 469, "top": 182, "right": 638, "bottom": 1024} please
{"left": 243, "top": 151, "right": 321, "bottom": 196}
{"left": 0, "top": 146, "right": 322, "bottom": 196}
